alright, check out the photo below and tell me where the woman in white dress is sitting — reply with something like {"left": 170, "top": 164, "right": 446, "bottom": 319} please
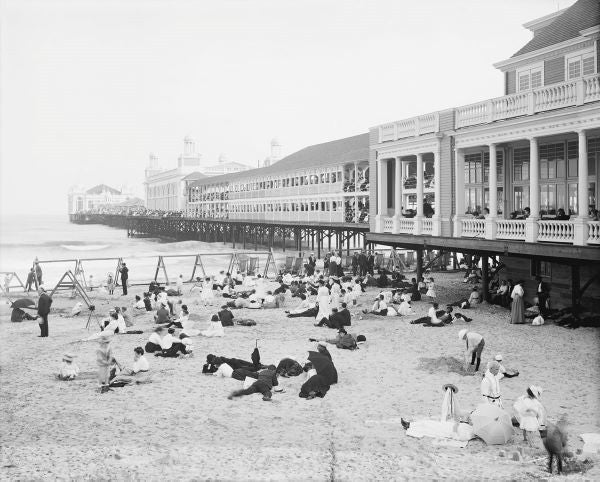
{"left": 425, "top": 277, "right": 437, "bottom": 300}
{"left": 316, "top": 281, "right": 331, "bottom": 324}
{"left": 398, "top": 299, "right": 413, "bottom": 316}
{"left": 330, "top": 282, "right": 341, "bottom": 311}
{"left": 200, "top": 314, "right": 224, "bottom": 337}
{"left": 513, "top": 385, "right": 545, "bottom": 442}
{"left": 480, "top": 361, "right": 502, "bottom": 407}
{"left": 200, "top": 277, "right": 215, "bottom": 306}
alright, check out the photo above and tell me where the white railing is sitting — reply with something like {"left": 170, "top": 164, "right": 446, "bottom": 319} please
{"left": 537, "top": 220, "right": 574, "bottom": 243}
{"left": 422, "top": 218, "right": 433, "bottom": 234}
{"left": 461, "top": 218, "right": 485, "bottom": 237}
{"left": 456, "top": 74, "right": 600, "bottom": 128}
{"left": 383, "top": 217, "right": 394, "bottom": 233}
{"left": 496, "top": 219, "right": 526, "bottom": 240}
{"left": 587, "top": 221, "right": 600, "bottom": 245}
{"left": 397, "top": 218, "right": 416, "bottom": 234}
{"left": 378, "top": 112, "right": 440, "bottom": 142}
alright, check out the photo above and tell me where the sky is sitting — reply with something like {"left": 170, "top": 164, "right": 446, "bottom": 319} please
{"left": 0, "top": 0, "right": 576, "bottom": 216}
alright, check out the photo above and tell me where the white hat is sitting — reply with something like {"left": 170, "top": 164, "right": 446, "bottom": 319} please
{"left": 495, "top": 354, "right": 503, "bottom": 361}
{"left": 458, "top": 329, "right": 468, "bottom": 340}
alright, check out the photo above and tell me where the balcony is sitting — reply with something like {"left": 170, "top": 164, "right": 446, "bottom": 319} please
{"left": 378, "top": 112, "right": 440, "bottom": 143}
{"left": 455, "top": 218, "right": 600, "bottom": 246}
{"left": 455, "top": 74, "right": 600, "bottom": 129}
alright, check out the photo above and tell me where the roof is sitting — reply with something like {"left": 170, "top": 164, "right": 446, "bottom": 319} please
{"left": 190, "top": 133, "right": 368, "bottom": 187}
{"left": 115, "top": 197, "right": 145, "bottom": 207}
{"left": 512, "top": 0, "right": 599, "bottom": 57}
{"left": 204, "top": 161, "right": 251, "bottom": 171}
{"left": 86, "top": 184, "right": 121, "bottom": 195}
{"left": 182, "top": 171, "right": 206, "bottom": 181}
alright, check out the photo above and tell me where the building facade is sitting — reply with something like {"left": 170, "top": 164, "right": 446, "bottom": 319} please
{"left": 68, "top": 184, "right": 137, "bottom": 214}
{"left": 186, "top": 134, "right": 370, "bottom": 224}
{"left": 368, "top": 0, "right": 600, "bottom": 309}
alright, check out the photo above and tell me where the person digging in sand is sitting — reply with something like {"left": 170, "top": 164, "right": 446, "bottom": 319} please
{"left": 458, "top": 328, "right": 484, "bottom": 372}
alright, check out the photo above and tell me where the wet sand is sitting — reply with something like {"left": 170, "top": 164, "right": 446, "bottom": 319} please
{"left": 1, "top": 271, "right": 599, "bottom": 480}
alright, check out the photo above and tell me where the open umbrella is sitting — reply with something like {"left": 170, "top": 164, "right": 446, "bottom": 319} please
{"left": 308, "top": 351, "right": 338, "bottom": 385}
{"left": 11, "top": 298, "right": 36, "bottom": 310}
{"left": 251, "top": 339, "right": 261, "bottom": 370}
{"left": 471, "top": 403, "right": 513, "bottom": 445}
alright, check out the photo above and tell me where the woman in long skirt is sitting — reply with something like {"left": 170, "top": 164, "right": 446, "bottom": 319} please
{"left": 510, "top": 281, "right": 525, "bottom": 324}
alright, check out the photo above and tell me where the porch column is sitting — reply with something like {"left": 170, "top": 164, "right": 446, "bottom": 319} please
{"left": 432, "top": 142, "right": 442, "bottom": 236}
{"left": 354, "top": 162, "right": 359, "bottom": 222}
{"left": 375, "top": 159, "right": 387, "bottom": 231}
{"left": 573, "top": 130, "right": 589, "bottom": 245}
{"left": 525, "top": 137, "right": 539, "bottom": 242}
{"left": 453, "top": 148, "right": 465, "bottom": 237}
{"left": 393, "top": 157, "right": 402, "bottom": 233}
{"left": 415, "top": 153, "right": 424, "bottom": 235}
{"left": 485, "top": 143, "right": 498, "bottom": 240}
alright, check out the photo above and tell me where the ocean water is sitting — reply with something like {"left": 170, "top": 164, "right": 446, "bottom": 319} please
{"left": 0, "top": 215, "right": 275, "bottom": 288}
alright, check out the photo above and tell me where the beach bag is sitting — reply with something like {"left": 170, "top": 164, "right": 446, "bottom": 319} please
{"left": 532, "top": 315, "right": 545, "bottom": 326}
{"left": 336, "top": 334, "right": 357, "bottom": 350}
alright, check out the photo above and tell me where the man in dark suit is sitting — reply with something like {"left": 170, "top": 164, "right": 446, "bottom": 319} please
{"left": 536, "top": 276, "right": 550, "bottom": 316}
{"left": 120, "top": 262, "right": 129, "bottom": 296}
{"left": 367, "top": 251, "right": 375, "bottom": 275}
{"left": 351, "top": 252, "right": 359, "bottom": 276}
{"left": 358, "top": 251, "right": 368, "bottom": 277}
{"left": 37, "top": 287, "right": 52, "bottom": 337}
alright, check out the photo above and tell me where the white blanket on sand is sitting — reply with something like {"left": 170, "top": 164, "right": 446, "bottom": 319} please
{"left": 406, "top": 420, "right": 474, "bottom": 446}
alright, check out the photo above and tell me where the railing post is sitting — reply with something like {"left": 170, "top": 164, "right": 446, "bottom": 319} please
{"left": 486, "top": 100, "right": 493, "bottom": 123}
{"left": 525, "top": 219, "right": 539, "bottom": 243}
{"left": 576, "top": 79, "right": 585, "bottom": 106}
{"left": 527, "top": 91, "right": 535, "bottom": 115}
{"left": 572, "top": 218, "right": 588, "bottom": 246}
{"left": 484, "top": 218, "right": 497, "bottom": 240}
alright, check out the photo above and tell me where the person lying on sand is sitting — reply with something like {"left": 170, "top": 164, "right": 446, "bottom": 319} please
{"left": 154, "top": 327, "right": 191, "bottom": 357}
{"left": 57, "top": 353, "right": 80, "bottom": 380}
{"left": 309, "top": 328, "right": 366, "bottom": 350}
{"left": 411, "top": 304, "right": 472, "bottom": 326}
{"left": 228, "top": 365, "right": 279, "bottom": 401}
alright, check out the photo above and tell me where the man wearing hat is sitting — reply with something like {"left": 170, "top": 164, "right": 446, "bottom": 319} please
{"left": 119, "top": 262, "right": 129, "bottom": 296}
{"left": 37, "top": 286, "right": 52, "bottom": 337}
{"left": 458, "top": 329, "right": 485, "bottom": 372}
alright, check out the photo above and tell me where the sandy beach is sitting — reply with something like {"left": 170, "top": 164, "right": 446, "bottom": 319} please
{"left": 1, "top": 271, "right": 599, "bottom": 480}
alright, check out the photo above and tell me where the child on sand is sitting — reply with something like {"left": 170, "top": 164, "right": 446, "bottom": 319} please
{"left": 425, "top": 277, "right": 437, "bottom": 300}
{"left": 57, "top": 353, "right": 80, "bottom": 380}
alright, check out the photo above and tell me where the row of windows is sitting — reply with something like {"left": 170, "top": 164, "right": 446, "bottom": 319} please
{"left": 148, "top": 183, "right": 178, "bottom": 197}
{"left": 516, "top": 49, "right": 596, "bottom": 93}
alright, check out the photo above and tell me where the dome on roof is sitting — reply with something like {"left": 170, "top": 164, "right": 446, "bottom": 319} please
{"left": 271, "top": 137, "right": 281, "bottom": 146}
{"left": 184, "top": 134, "right": 193, "bottom": 142}
{"left": 218, "top": 153, "right": 228, "bottom": 163}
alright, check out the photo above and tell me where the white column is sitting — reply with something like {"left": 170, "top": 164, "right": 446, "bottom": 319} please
{"left": 433, "top": 142, "right": 441, "bottom": 236}
{"left": 525, "top": 137, "right": 539, "bottom": 243}
{"left": 488, "top": 143, "right": 497, "bottom": 218}
{"left": 354, "top": 162, "right": 359, "bottom": 222}
{"left": 529, "top": 137, "right": 539, "bottom": 219}
{"left": 453, "top": 148, "right": 465, "bottom": 237}
{"left": 578, "top": 130, "right": 588, "bottom": 217}
{"left": 375, "top": 159, "right": 386, "bottom": 231}
{"left": 485, "top": 143, "right": 498, "bottom": 240}
{"left": 416, "top": 153, "right": 424, "bottom": 217}
{"left": 393, "top": 157, "right": 402, "bottom": 233}
{"left": 573, "top": 130, "right": 589, "bottom": 245}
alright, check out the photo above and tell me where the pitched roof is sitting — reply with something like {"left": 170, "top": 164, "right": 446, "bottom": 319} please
{"left": 182, "top": 171, "right": 206, "bottom": 181}
{"left": 190, "top": 133, "right": 368, "bottom": 187}
{"left": 512, "top": 0, "right": 599, "bottom": 57}
{"left": 86, "top": 184, "right": 121, "bottom": 195}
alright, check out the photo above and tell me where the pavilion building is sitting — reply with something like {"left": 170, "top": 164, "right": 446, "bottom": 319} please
{"left": 368, "top": 0, "right": 600, "bottom": 309}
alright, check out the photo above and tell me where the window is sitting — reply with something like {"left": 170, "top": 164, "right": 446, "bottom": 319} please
{"left": 567, "top": 50, "right": 595, "bottom": 79}
{"left": 513, "top": 148, "right": 530, "bottom": 181}
{"left": 517, "top": 64, "right": 543, "bottom": 92}
{"left": 513, "top": 186, "right": 530, "bottom": 212}
{"left": 531, "top": 260, "right": 552, "bottom": 278}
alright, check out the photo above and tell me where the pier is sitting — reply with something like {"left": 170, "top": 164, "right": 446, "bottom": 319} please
{"left": 69, "top": 213, "right": 370, "bottom": 258}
